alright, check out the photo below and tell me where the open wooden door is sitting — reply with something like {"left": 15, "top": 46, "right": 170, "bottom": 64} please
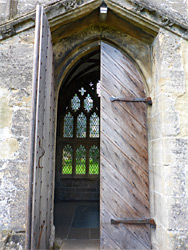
{"left": 27, "top": 5, "right": 56, "bottom": 250}
{"left": 100, "top": 42, "right": 151, "bottom": 249}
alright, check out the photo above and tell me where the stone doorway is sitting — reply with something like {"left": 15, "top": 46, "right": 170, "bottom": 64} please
{"left": 54, "top": 49, "right": 100, "bottom": 249}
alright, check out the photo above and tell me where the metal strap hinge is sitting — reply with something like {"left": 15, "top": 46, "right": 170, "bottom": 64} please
{"left": 110, "top": 96, "right": 152, "bottom": 105}
{"left": 111, "top": 218, "right": 156, "bottom": 228}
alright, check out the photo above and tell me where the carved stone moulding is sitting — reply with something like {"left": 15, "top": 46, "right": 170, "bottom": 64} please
{"left": 0, "top": 0, "right": 188, "bottom": 41}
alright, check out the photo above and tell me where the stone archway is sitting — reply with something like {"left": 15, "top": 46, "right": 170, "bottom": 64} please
{"left": 52, "top": 37, "right": 152, "bottom": 249}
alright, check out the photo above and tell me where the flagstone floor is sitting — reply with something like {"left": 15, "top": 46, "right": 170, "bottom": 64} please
{"left": 54, "top": 201, "right": 100, "bottom": 250}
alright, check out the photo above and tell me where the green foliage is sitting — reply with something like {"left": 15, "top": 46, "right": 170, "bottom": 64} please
{"left": 62, "top": 159, "right": 99, "bottom": 175}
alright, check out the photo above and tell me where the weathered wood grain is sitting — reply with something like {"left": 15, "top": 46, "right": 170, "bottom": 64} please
{"left": 31, "top": 7, "right": 55, "bottom": 250}
{"left": 101, "top": 89, "right": 147, "bottom": 149}
{"left": 101, "top": 67, "right": 147, "bottom": 127}
{"left": 100, "top": 42, "right": 151, "bottom": 249}
{"left": 101, "top": 136, "right": 149, "bottom": 197}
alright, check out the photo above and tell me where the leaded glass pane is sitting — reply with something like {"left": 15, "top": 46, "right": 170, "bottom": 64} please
{"left": 71, "top": 94, "right": 80, "bottom": 112}
{"left": 62, "top": 145, "right": 73, "bottom": 174}
{"left": 64, "top": 112, "right": 73, "bottom": 137}
{"left": 76, "top": 145, "right": 86, "bottom": 174}
{"left": 90, "top": 112, "right": 99, "bottom": 138}
{"left": 89, "top": 146, "right": 99, "bottom": 174}
{"left": 84, "top": 94, "right": 93, "bottom": 112}
{"left": 77, "top": 112, "right": 86, "bottom": 138}
{"left": 79, "top": 87, "right": 86, "bottom": 96}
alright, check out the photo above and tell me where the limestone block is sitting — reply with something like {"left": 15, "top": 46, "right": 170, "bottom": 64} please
{"left": 0, "top": 88, "right": 12, "bottom": 128}
{"left": 151, "top": 114, "right": 162, "bottom": 140}
{"left": 1, "top": 231, "right": 25, "bottom": 250}
{"left": 153, "top": 192, "right": 168, "bottom": 229}
{"left": 151, "top": 138, "right": 163, "bottom": 167}
{"left": 151, "top": 224, "right": 173, "bottom": 250}
{"left": 162, "top": 138, "right": 188, "bottom": 165}
{"left": 154, "top": 32, "right": 186, "bottom": 96}
{"left": 0, "top": 231, "right": 10, "bottom": 249}
{"left": 9, "top": 89, "right": 31, "bottom": 108}
{"left": 0, "top": 32, "right": 33, "bottom": 235}
{"left": 0, "top": 138, "right": 19, "bottom": 160}
{"left": 129, "top": 0, "right": 188, "bottom": 26}
{"left": 166, "top": 196, "right": 188, "bottom": 230}
{"left": 171, "top": 231, "right": 188, "bottom": 250}
{"left": 152, "top": 163, "right": 165, "bottom": 195}
{"left": 164, "top": 162, "right": 186, "bottom": 197}
{"left": 162, "top": 111, "right": 180, "bottom": 136}
{"left": 11, "top": 108, "right": 30, "bottom": 137}
{"left": 14, "top": 137, "right": 29, "bottom": 162}
{"left": 176, "top": 94, "right": 188, "bottom": 137}
{"left": 0, "top": 160, "right": 28, "bottom": 230}
{"left": 159, "top": 36, "right": 182, "bottom": 70}
{"left": 160, "top": 94, "right": 176, "bottom": 113}
{"left": 160, "top": 70, "right": 185, "bottom": 95}
{"left": 0, "top": 2, "right": 6, "bottom": 23}
{"left": 0, "top": 43, "right": 33, "bottom": 90}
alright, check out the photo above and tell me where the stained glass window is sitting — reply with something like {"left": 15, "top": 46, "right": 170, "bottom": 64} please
{"left": 90, "top": 112, "right": 99, "bottom": 138}
{"left": 62, "top": 145, "right": 73, "bottom": 174}
{"left": 77, "top": 112, "right": 86, "bottom": 138}
{"left": 60, "top": 82, "right": 100, "bottom": 176}
{"left": 64, "top": 112, "right": 73, "bottom": 137}
{"left": 76, "top": 145, "right": 86, "bottom": 174}
{"left": 84, "top": 94, "right": 93, "bottom": 112}
{"left": 89, "top": 146, "right": 99, "bottom": 174}
{"left": 71, "top": 94, "right": 80, "bottom": 112}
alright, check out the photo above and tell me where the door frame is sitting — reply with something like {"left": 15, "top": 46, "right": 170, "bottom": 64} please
{"left": 27, "top": 25, "right": 152, "bottom": 248}
{"left": 54, "top": 39, "right": 151, "bottom": 245}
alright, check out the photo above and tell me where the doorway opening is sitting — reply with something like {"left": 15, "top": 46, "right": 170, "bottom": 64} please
{"left": 54, "top": 48, "right": 100, "bottom": 247}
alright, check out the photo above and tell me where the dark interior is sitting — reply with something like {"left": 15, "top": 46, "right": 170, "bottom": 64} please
{"left": 54, "top": 48, "right": 100, "bottom": 240}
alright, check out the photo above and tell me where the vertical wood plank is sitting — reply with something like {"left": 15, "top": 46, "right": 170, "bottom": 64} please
{"left": 30, "top": 6, "right": 56, "bottom": 250}
{"left": 100, "top": 42, "right": 151, "bottom": 249}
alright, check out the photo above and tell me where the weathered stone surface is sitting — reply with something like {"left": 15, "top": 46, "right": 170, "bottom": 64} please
{"left": 0, "top": 88, "right": 12, "bottom": 128}
{"left": 0, "top": 29, "right": 34, "bottom": 248}
{"left": 149, "top": 28, "right": 188, "bottom": 250}
{"left": 1, "top": 0, "right": 187, "bottom": 28}
{"left": 0, "top": 231, "right": 25, "bottom": 250}
{"left": 0, "top": 138, "right": 19, "bottom": 160}
{"left": 131, "top": 0, "right": 188, "bottom": 26}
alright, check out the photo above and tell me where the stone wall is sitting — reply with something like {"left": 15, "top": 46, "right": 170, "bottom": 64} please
{"left": 131, "top": 0, "right": 188, "bottom": 25}
{"left": 149, "top": 30, "right": 188, "bottom": 250}
{"left": 0, "top": 0, "right": 57, "bottom": 23}
{"left": 0, "top": 0, "right": 188, "bottom": 26}
{"left": 0, "top": 29, "right": 34, "bottom": 249}
{"left": 55, "top": 178, "right": 99, "bottom": 201}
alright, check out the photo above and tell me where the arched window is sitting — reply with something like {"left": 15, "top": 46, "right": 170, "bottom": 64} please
{"left": 58, "top": 81, "right": 100, "bottom": 177}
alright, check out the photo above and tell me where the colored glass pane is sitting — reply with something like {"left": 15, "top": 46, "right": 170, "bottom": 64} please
{"left": 89, "top": 146, "right": 99, "bottom": 174}
{"left": 62, "top": 145, "right": 73, "bottom": 174}
{"left": 77, "top": 112, "right": 86, "bottom": 138}
{"left": 64, "top": 112, "right": 73, "bottom": 137}
{"left": 84, "top": 94, "right": 93, "bottom": 112}
{"left": 71, "top": 94, "right": 80, "bottom": 112}
{"left": 90, "top": 112, "right": 99, "bottom": 138}
{"left": 76, "top": 145, "right": 86, "bottom": 174}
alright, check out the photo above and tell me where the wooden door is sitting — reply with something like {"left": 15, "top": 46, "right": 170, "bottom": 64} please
{"left": 100, "top": 42, "right": 151, "bottom": 249}
{"left": 29, "top": 6, "right": 56, "bottom": 250}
